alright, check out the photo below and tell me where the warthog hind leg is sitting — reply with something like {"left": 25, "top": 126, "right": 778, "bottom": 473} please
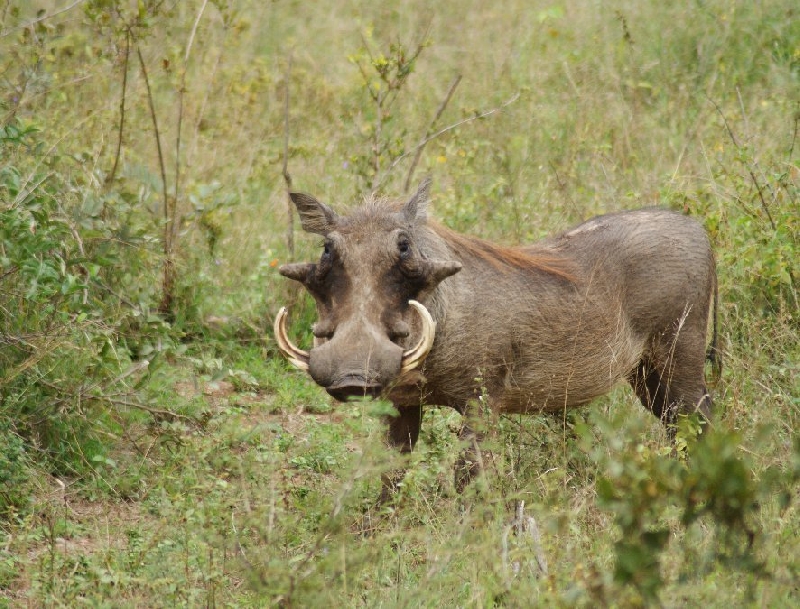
{"left": 454, "top": 422, "right": 485, "bottom": 493}
{"left": 454, "top": 398, "right": 497, "bottom": 493}
{"left": 629, "top": 354, "right": 712, "bottom": 436}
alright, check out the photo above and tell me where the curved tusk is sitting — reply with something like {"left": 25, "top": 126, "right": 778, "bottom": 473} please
{"left": 274, "top": 307, "right": 310, "bottom": 371}
{"left": 400, "top": 300, "right": 437, "bottom": 373}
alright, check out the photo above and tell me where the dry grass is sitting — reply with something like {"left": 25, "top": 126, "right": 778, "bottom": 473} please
{"left": 1, "top": 0, "right": 797, "bottom": 606}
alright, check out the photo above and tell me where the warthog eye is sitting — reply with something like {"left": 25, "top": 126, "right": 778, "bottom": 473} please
{"left": 398, "top": 237, "right": 411, "bottom": 259}
{"left": 318, "top": 239, "right": 335, "bottom": 272}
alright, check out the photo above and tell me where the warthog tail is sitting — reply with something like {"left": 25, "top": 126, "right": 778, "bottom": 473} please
{"left": 706, "top": 269, "right": 722, "bottom": 383}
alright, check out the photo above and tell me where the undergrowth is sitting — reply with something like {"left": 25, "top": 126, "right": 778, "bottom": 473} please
{"left": 1, "top": 0, "right": 798, "bottom": 606}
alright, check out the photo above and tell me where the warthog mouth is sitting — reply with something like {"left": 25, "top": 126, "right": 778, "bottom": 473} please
{"left": 325, "top": 376, "right": 383, "bottom": 402}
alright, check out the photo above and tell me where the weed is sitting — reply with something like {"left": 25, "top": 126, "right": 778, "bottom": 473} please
{"left": 1, "top": 0, "right": 798, "bottom": 606}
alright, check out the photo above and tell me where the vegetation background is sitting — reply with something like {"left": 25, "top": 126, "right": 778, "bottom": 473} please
{"left": 1, "top": 0, "right": 797, "bottom": 606}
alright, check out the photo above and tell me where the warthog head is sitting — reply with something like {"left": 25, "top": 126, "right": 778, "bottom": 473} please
{"left": 275, "top": 180, "right": 462, "bottom": 401}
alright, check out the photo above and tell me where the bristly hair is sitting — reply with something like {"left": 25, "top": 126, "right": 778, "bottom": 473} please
{"left": 336, "top": 194, "right": 404, "bottom": 229}
{"left": 431, "top": 222, "right": 576, "bottom": 282}
{"left": 340, "top": 194, "right": 575, "bottom": 281}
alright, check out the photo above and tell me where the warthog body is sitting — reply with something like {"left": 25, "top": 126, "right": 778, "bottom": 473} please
{"left": 276, "top": 180, "right": 718, "bottom": 490}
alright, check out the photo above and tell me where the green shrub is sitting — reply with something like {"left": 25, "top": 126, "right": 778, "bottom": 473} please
{"left": 0, "top": 119, "right": 171, "bottom": 514}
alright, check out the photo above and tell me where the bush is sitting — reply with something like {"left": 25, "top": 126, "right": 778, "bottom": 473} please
{"left": 0, "top": 119, "right": 170, "bottom": 515}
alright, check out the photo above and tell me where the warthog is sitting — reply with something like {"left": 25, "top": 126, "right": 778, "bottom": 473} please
{"left": 275, "top": 179, "right": 718, "bottom": 493}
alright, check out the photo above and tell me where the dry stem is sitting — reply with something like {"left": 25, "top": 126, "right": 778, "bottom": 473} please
{"left": 403, "top": 74, "right": 462, "bottom": 193}
{"left": 282, "top": 53, "right": 295, "bottom": 258}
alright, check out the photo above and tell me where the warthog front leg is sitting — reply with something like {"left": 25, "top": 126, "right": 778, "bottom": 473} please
{"left": 377, "top": 404, "right": 422, "bottom": 504}
{"left": 358, "top": 404, "right": 423, "bottom": 535}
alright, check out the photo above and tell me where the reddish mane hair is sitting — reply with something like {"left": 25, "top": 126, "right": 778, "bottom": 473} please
{"left": 431, "top": 222, "right": 575, "bottom": 281}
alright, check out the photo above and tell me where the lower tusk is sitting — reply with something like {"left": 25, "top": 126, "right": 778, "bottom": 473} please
{"left": 400, "top": 300, "right": 436, "bottom": 373}
{"left": 274, "top": 307, "right": 310, "bottom": 371}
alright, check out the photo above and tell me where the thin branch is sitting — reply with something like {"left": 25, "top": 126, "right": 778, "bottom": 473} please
{"left": 0, "top": 0, "right": 86, "bottom": 38}
{"left": 137, "top": 44, "right": 175, "bottom": 315}
{"left": 382, "top": 24, "right": 431, "bottom": 113}
{"left": 12, "top": 171, "right": 53, "bottom": 208}
{"left": 359, "top": 26, "right": 431, "bottom": 193}
{"left": 174, "top": 0, "right": 208, "bottom": 248}
{"left": 107, "top": 28, "right": 131, "bottom": 186}
{"left": 381, "top": 91, "right": 521, "bottom": 188}
{"left": 0, "top": 266, "right": 18, "bottom": 281}
{"left": 548, "top": 160, "right": 580, "bottom": 216}
{"left": 707, "top": 95, "right": 776, "bottom": 231}
{"left": 412, "top": 92, "right": 520, "bottom": 155}
{"left": 706, "top": 95, "right": 739, "bottom": 148}
{"left": 61, "top": 219, "right": 89, "bottom": 305}
{"left": 357, "top": 31, "right": 380, "bottom": 103}
{"left": 403, "top": 74, "right": 461, "bottom": 193}
{"left": 136, "top": 45, "right": 169, "bottom": 233}
{"left": 282, "top": 53, "right": 295, "bottom": 258}
{"left": 107, "top": 398, "right": 195, "bottom": 423}
{"left": 371, "top": 89, "right": 383, "bottom": 192}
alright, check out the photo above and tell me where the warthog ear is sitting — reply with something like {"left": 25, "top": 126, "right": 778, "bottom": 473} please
{"left": 403, "top": 177, "right": 431, "bottom": 224}
{"left": 279, "top": 262, "right": 315, "bottom": 284}
{"left": 290, "top": 192, "right": 339, "bottom": 235}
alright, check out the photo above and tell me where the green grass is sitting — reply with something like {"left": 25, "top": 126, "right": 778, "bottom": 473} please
{"left": 1, "top": 0, "right": 798, "bottom": 606}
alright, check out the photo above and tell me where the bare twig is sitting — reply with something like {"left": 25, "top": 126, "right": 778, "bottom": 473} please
{"left": 174, "top": 0, "right": 209, "bottom": 247}
{"left": 60, "top": 218, "right": 89, "bottom": 305}
{"left": 548, "top": 160, "right": 579, "bottom": 216}
{"left": 12, "top": 171, "right": 53, "bottom": 208}
{"left": 0, "top": 266, "right": 18, "bottom": 281}
{"left": 137, "top": 45, "right": 174, "bottom": 314}
{"left": 381, "top": 91, "right": 521, "bottom": 188}
{"left": 136, "top": 45, "right": 170, "bottom": 233}
{"left": 107, "top": 28, "right": 131, "bottom": 185}
{"left": 107, "top": 398, "right": 195, "bottom": 423}
{"left": 0, "top": 0, "right": 86, "bottom": 38}
{"left": 403, "top": 74, "right": 462, "bottom": 193}
{"left": 501, "top": 500, "right": 548, "bottom": 580}
{"left": 707, "top": 96, "right": 777, "bottom": 231}
{"left": 372, "top": 90, "right": 383, "bottom": 191}
{"left": 413, "top": 92, "right": 520, "bottom": 153}
{"left": 282, "top": 53, "right": 295, "bottom": 258}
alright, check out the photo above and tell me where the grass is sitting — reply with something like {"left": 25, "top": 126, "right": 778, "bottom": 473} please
{"left": 1, "top": 0, "right": 798, "bottom": 606}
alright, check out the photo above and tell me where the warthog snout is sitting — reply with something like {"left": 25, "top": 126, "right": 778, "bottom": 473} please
{"left": 274, "top": 300, "right": 438, "bottom": 401}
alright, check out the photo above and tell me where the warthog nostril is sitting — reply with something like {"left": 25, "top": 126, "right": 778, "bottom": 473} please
{"left": 389, "top": 320, "right": 410, "bottom": 343}
{"left": 312, "top": 321, "right": 335, "bottom": 340}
